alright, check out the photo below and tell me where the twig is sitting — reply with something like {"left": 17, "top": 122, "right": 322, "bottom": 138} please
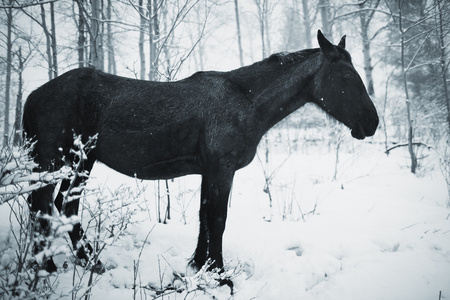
{"left": 385, "top": 142, "right": 434, "bottom": 154}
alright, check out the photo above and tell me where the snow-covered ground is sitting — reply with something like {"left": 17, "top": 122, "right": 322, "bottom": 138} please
{"left": 1, "top": 135, "right": 449, "bottom": 299}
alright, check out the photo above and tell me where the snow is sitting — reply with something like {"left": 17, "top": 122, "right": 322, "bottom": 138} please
{"left": 1, "top": 138, "right": 449, "bottom": 299}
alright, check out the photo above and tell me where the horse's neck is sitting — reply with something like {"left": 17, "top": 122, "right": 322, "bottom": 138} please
{"left": 227, "top": 54, "right": 320, "bottom": 134}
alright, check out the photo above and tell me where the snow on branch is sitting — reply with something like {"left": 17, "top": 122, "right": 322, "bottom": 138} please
{"left": 0, "top": 143, "right": 71, "bottom": 204}
{"left": 0, "top": 134, "right": 97, "bottom": 205}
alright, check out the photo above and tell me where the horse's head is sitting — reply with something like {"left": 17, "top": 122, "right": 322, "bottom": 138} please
{"left": 312, "top": 30, "right": 378, "bottom": 140}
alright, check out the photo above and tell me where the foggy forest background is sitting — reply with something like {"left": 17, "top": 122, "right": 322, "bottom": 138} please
{"left": 1, "top": 0, "right": 450, "bottom": 179}
{"left": 1, "top": 0, "right": 450, "bottom": 298}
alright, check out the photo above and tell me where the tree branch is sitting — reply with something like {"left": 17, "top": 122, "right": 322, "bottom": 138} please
{"left": 0, "top": 0, "right": 57, "bottom": 9}
{"left": 385, "top": 142, "right": 433, "bottom": 155}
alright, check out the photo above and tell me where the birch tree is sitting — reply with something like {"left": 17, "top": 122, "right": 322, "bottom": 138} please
{"left": 76, "top": 0, "right": 86, "bottom": 67}
{"left": 319, "top": 0, "right": 332, "bottom": 38}
{"left": 301, "top": 0, "right": 312, "bottom": 48}
{"left": 2, "top": 0, "right": 12, "bottom": 147}
{"left": 106, "top": 0, "right": 115, "bottom": 74}
{"left": 234, "top": 0, "right": 244, "bottom": 66}
{"left": 334, "top": 0, "right": 383, "bottom": 97}
{"left": 138, "top": 0, "right": 146, "bottom": 79}
{"left": 148, "top": 0, "right": 158, "bottom": 81}
{"left": 357, "top": 0, "right": 381, "bottom": 97}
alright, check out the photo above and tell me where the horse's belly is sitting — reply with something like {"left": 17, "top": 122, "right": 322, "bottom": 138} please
{"left": 99, "top": 152, "right": 201, "bottom": 180}
{"left": 96, "top": 130, "right": 201, "bottom": 180}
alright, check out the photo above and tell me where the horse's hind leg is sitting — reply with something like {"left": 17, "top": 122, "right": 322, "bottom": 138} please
{"left": 28, "top": 184, "right": 59, "bottom": 272}
{"left": 53, "top": 156, "right": 104, "bottom": 272}
{"left": 54, "top": 178, "right": 90, "bottom": 262}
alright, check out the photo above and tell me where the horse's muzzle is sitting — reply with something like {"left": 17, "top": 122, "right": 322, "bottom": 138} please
{"left": 351, "top": 123, "right": 367, "bottom": 140}
{"left": 351, "top": 116, "right": 378, "bottom": 140}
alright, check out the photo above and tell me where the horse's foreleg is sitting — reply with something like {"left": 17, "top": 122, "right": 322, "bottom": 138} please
{"left": 192, "top": 162, "right": 235, "bottom": 272}
{"left": 190, "top": 189, "right": 209, "bottom": 271}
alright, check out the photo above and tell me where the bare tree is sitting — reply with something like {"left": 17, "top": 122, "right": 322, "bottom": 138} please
{"left": 301, "top": 0, "right": 312, "bottom": 48}
{"left": 148, "top": 0, "right": 158, "bottom": 81}
{"left": 358, "top": 0, "right": 381, "bottom": 97}
{"left": 106, "top": 0, "right": 116, "bottom": 74}
{"left": 49, "top": 1, "right": 57, "bottom": 77}
{"left": 319, "top": 0, "right": 332, "bottom": 38}
{"left": 385, "top": 0, "right": 427, "bottom": 173}
{"left": 13, "top": 47, "right": 26, "bottom": 145}
{"left": 90, "top": 0, "right": 102, "bottom": 70}
{"left": 234, "top": 0, "right": 244, "bottom": 66}
{"left": 75, "top": 0, "right": 103, "bottom": 70}
{"left": 399, "top": 3, "right": 418, "bottom": 173}
{"left": 253, "top": 0, "right": 271, "bottom": 58}
{"left": 436, "top": 0, "right": 450, "bottom": 132}
{"left": 334, "top": 1, "right": 383, "bottom": 97}
{"left": 139, "top": 0, "right": 146, "bottom": 79}
{"left": 3, "top": 0, "right": 13, "bottom": 147}
{"left": 77, "top": 0, "right": 86, "bottom": 67}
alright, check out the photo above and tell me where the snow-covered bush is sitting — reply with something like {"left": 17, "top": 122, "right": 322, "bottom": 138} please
{"left": 0, "top": 142, "right": 72, "bottom": 299}
{"left": 0, "top": 136, "right": 142, "bottom": 299}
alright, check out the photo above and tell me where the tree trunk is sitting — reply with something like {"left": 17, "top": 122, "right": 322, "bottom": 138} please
{"left": 13, "top": 47, "right": 24, "bottom": 146}
{"left": 50, "top": 1, "right": 58, "bottom": 78}
{"left": 90, "top": 0, "right": 102, "bottom": 70}
{"left": 399, "top": 3, "right": 417, "bottom": 174}
{"left": 301, "top": 0, "right": 312, "bottom": 48}
{"left": 358, "top": 1, "right": 379, "bottom": 98}
{"left": 254, "top": 0, "right": 268, "bottom": 58}
{"left": 152, "top": 0, "right": 160, "bottom": 77}
{"left": 139, "top": 0, "right": 146, "bottom": 80}
{"left": 234, "top": 0, "right": 244, "bottom": 66}
{"left": 161, "top": 3, "right": 172, "bottom": 79}
{"left": 360, "top": 14, "right": 375, "bottom": 97}
{"left": 148, "top": 0, "right": 157, "bottom": 80}
{"left": 264, "top": 0, "right": 271, "bottom": 56}
{"left": 3, "top": 0, "right": 12, "bottom": 147}
{"left": 77, "top": 0, "right": 85, "bottom": 68}
{"left": 319, "top": 0, "right": 332, "bottom": 38}
{"left": 259, "top": 12, "right": 266, "bottom": 58}
{"left": 40, "top": 3, "right": 53, "bottom": 80}
{"left": 106, "top": 0, "right": 116, "bottom": 74}
{"left": 436, "top": 0, "right": 450, "bottom": 132}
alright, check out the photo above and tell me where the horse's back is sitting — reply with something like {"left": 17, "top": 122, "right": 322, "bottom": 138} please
{"left": 23, "top": 67, "right": 252, "bottom": 174}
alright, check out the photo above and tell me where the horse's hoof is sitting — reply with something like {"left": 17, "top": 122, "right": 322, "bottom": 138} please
{"left": 187, "top": 259, "right": 202, "bottom": 275}
{"left": 217, "top": 278, "right": 234, "bottom": 294}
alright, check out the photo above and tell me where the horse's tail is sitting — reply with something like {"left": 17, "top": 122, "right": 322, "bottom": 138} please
{"left": 23, "top": 93, "right": 33, "bottom": 139}
{"left": 22, "top": 91, "right": 37, "bottom": 162}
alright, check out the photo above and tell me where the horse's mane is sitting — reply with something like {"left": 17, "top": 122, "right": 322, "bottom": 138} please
{"left": 266, "top": 48, "right": 321, "bottom": 65}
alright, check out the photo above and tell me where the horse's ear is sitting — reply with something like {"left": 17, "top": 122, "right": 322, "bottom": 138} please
{"left": 317, "top": 30, "right": 339, "bottom": 58}
{"left": 338, "top": 35, "right": 346, "bottom": 49}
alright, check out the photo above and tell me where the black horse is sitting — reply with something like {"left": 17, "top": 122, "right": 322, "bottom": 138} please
{"left": 23, "top": 31, "right": 378, "bottom": 273}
